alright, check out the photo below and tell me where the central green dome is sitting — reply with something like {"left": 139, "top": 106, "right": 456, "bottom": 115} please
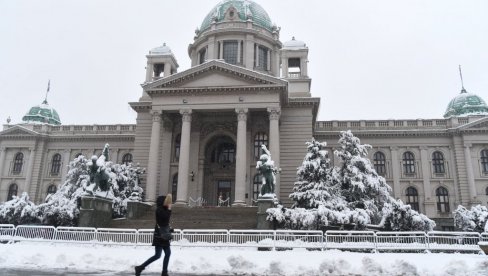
{"left": 444, "top": 88, "right": 488, "bottom": 118}
{"left": 200, "top": 0, "right": 273, "bottom": 33}
{"left": 22, "top": 100, "right": 61, "bottom": 125}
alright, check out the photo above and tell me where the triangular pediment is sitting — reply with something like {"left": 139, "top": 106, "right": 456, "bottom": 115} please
{"left": 0, "top": 125, "right": 40, "bottom": 136}
{"left": 456, "top": 116, "right": 488, "bottom": 131}
{"left": 142, "top": 60, "right": 287, "bottom": 91}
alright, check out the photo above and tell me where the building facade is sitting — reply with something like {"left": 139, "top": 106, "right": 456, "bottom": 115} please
{"left": 1, "top": 0, "right": 488, "bottom": 229}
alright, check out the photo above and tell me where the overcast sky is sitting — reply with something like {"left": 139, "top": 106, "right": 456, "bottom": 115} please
{"left": 1, "top": 0, "right": 487, "bottom": 125}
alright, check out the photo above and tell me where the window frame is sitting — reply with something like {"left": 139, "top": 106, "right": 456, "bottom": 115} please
{"left": 405, "top": 186, "right": 419, "bottom": 212}
{"left": 7, "top": 183, "right": 18, "bottom": 201}
{"left": 47, "top": 184, "right": 57, "bottom": 195}
{"left": 50, "top": 153, "right": 62, "bottom": 176}
{"left": 122, "top": 153, "right": 133, "bottom": 165}
{"left": 432, "top": 151, "right": 445, "bottom": 174}
{"left": 254, "top": 132, "right": 268, "bottom": 160}
{"left": 12, "top": 152, "right": 24, "bottom": 175}
{"left": 223, "top": 40, "right": 239, "bottom": 65}
{"left": 373, "top": 151, "right": 386, "bottom": 176}
{"left": 402, "top": 151, "right": 416, "bottom": 174}
{"left": 481, "top": 149, "right": 488, "bottom": 174}
{"left": 436, "top": 187, "right": 450, "bottom": 213}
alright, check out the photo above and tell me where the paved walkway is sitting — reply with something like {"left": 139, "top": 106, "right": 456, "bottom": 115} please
{"left": 4, "top": 269, "right": 227, "bottom": 276}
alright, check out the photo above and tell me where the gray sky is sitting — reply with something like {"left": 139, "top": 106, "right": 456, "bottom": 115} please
{"left": 1, "top": 0, "right": 487, "bottom": 125}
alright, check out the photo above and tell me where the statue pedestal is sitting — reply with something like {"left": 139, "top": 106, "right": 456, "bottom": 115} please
{"left": 78, "top": 196, "right": 113, "bottom": 228}
{"left": 256, "top": 195, "right": 276, "bottom": 230}
{"left": 127, "top": 201, "right": 152, "bottom": 219}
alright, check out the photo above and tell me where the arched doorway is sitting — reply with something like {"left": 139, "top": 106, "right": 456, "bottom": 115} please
{"left": 203, "top": 135, "right": 236, "bottom": 206}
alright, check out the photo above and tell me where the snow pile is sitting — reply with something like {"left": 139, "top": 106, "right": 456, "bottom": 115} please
{"left": 454, "top": 205, "right": 488, "bottom": 232}
{"left": 0, "top": 243, "right": 487, "bottom": 276}
{"left": 0, "top": 193, "right": 38, "bottom": 225}
{"left": 268, "top": 132, "right": 435, "bottom": 231}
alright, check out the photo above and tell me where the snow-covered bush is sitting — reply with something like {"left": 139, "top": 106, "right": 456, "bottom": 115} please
{"left": 454, "top": 204, "right": 488, "bottom": 232}
{"left": 0, "top": 193, "right": 40, "bottom": 225}
{"left": 267, "top": 132, "right": 435, "bottom": 231}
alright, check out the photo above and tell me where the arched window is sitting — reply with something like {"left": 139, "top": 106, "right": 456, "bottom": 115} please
{"left": 174, "top": 134, "right": 181, "bottom": 162}
{"left": 171, "top": 174, "right": 178, "bottom": 203}
{"left": 12, "top": 152, "right": 24, "bottom": 175}
{"left": 481, "top": 149, "right": 488, "bottom": 174}
{"left": 254, "top": 132, "right": 268, "bottom": 160}
{"left": 253, "top": 174, "right": 261, "bottom": 205}
{"left": 47, "top": 184, "right": 57, "bottom": 195}
{"left": 122, "top": 153, "right": 133, "bottom": 165}
{"left": 406, "top": 187, "right": 419, "bottom": 211}
{"left": 402, "top": 151, "right": 415, "bottom": 174}
{"left": 50, "top": 153, "right": 62, "bottom": 175}
{"left": 432, "top": 151, "right": 445, "bottom": 174}
{"left": 7, "top": 183, "right": 17, "bottom": 201}
{"left": 373, "top": 152, "right": 386, "bottom": 176}
{"left": 436, "top": 187, "right": 450, "bottom": 213}
{"left": 199, "top": 47, "right": 207, "bottom": 64}
{"left": 218, "top": 143, "right": 235, "bottom": 164}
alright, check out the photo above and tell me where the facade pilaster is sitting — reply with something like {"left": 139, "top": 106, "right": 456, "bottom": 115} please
{"left": 234, "top": 108, "right": 248, "bottom": 206}
{"left": 464, "top": 144, "right": 477, "bottom": 200}
{"left": 23, "top": 148, "right": 36, "bottom": 196}
{"left": 176, "top": 109, "right": 192, "bottom": 205}
{"left": 61, "top": 149, "right": 71, "bottom": 184}
{"left": 146, "top": 110, "right": 163, "bottom": 203}
{"left": 420, "top": 147, "right": 432, "bottom": 199}
{"left": 0, "top": 147, "right": 6, "bottom": 178}
{"left": 390, "top": 146, "right": 401, "bottom": 199}
{"left": 267, "top": 107, "right": 281, "bottom": 196}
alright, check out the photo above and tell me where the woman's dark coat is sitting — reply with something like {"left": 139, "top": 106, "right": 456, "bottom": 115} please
{"left": 152, "top": 196, "right": 172, "bottom": 247}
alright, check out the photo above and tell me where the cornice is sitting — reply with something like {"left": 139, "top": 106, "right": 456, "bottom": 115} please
{"left": 129, "top": 101, "right": 152, "bottom": 112}
{"left": 146, "top": 85, "right": 285, "bottom": 96}
{"left": 314, "top": 129, "right": 452, "bottom": 139}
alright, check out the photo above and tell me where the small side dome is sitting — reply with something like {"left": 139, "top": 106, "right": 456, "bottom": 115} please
{"left": 22, "top": 100, "right": 61, "bottom": 125}
{"left": 149, "top": 43, "right": 172, "bottom": 55}
{"left": 283, "top": 37, "right": 307, "bottom": 50}
{"left": 444, "top": 88, "right": 488, "bottom": 118}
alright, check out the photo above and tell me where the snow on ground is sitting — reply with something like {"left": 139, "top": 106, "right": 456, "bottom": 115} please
{"left": 0, "top": 242, "right": 487, "bottom": 276}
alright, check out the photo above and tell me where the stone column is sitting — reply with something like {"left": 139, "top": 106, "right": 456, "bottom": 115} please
{"left": 464, "top": 144, "right": 477, "bottom": 199}
{"left": 420, "top": 147, "right": 432, "bottom": 199}
{"left": 237, "top": 40, "right": 242, "bottom": 64}
{"left": 0, "top": 147, "right": 6, "bottom": 177}
{"left": 23, "top": 148, "right": 36, "bottom": 195}
{"left": 268, "top": 107, "right": 281, "bottom": 196}
{"left": 266, "top": 49, "right": 271, "bottom": 71}
{"left": 245, "top": 34, "right": 254, "bottom": 70}
{"left": 219, "top": 41, "right": 223, "bottom": 59}
{"left": 163, "top": 63, "right": 171, "bottom": 77}
{"left": 176, "top": 109, "right": 192, "bottom": 205}
{"left": 281, "top": 55, "right": 288, "bottom": 78}
{"left": 234, "top": 108, "right": 248, "bottom": 206}
{"left": 113, "top": 149, "right": 120, "bottom": 164}
{"left": 390, "top": 147, "right": 401, "bottom": 199}
{"left": 145, "top": 62, "right": 153, "bottom": 82}
{"left": 146, "top": 110, "right": 163, "bottom": 203}
{"left": 61, "top": 149, "right": 71, "bottom": 184}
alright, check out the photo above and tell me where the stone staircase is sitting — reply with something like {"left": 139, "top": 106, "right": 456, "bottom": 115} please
{"left": 110, "top": 205, "right": 258, "bottom": 230}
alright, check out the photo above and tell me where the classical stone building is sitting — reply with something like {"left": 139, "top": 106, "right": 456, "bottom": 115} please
{"left": 1, "top": 0, "right": 488, "bottom": 229}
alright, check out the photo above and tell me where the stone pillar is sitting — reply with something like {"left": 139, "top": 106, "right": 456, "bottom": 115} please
{"left": 464, "top": 144, "right": 477, "bottom": 200}
{"left": 266, "top": 49, "right": 271, "bottom": 71}
{"left": 245, "top": 34, "right": 254, "bottom": 70}
{"left": 273, "top": 49, "right": 280, "bottom": 76}
{"left": 145, "top": 62, "right": 153, "bottom": 82}
{"left": 61, "top": 149, "right": 71, "bottom": 184}
{"left": 176, "top": 109, "right": 192, "bottom": 205}
{"left": 23, "top": 148, "right": 36, "bottom": 195}
{"left": 146, "top": 110, "right": 163, "bottom": 203}
{"left": 164, "top": 63, "right": 171, "bottom": 77}
{"left": 237, "top": 40, "right": 242, "bottom": 64}
{"left": 420, "top": 147, "right": 432, "bottom": 199}
{"left": 219, "top": 41, "right": 223, "bottom": 59}
{"left": 390, "top": 147, "right": 401, "bottom": 199}
{"left": 267, "top": 107, "right": 281, "bottom": 196}
{"left": 281, "top": 55, "right": 288, "bottom": 78}
{"left": 113, "top": 149, "right": 120, "bottom": 164}
{"left": 0, "top": 147, "right": 6, "bottom": 177}
{"left": 255, "top": 44, "right": 259, "bottom": 68}
{"left": 208, "top": 36, "right": 216, "bottom": 60}
{"left": 234, "top": 108, "right": 248, "bottom": 206}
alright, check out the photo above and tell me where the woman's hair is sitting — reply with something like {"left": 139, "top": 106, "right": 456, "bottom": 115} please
{"left": 163, "top": 194, "right": 172, "bottom": 206}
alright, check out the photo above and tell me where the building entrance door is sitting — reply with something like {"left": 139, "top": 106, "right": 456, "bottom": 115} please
{"left": 217, "top": 180, "right": 232, "bottom": 206}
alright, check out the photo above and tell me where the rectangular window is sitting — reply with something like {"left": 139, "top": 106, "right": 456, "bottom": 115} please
{"left": 199, "top": 48, "right": 207, "bottom": 64}
{"left": 223, "top": 41, "right": 238, "bottom": 65}
{"left": 257, "top": 45, "right": 268, "bottom": 70}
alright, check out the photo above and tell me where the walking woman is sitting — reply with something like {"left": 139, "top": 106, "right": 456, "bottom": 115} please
{"left": 135, "top": 194, "right": 172, "bottom": 276}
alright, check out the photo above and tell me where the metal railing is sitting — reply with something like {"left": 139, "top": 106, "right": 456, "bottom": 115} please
{"left": 0, "top": 224, "right": 484, "bottom": 253}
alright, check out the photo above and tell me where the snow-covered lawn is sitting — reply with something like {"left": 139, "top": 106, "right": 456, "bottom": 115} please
{"left": 0, "top": 242, "right": 487, "bottom": 275}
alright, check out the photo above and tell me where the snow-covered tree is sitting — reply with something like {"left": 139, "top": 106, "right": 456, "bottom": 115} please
{"left": 0, "top": 193, "right": 39, "bottom": 225}
{"left": 454, "top": 205, "right": 488, "bottom": 232}
{"left": 267, "top": 131, "right": 435, "bottom": 231}
{"left": 36, "top": 155, "right": 90, "bottom": 226}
